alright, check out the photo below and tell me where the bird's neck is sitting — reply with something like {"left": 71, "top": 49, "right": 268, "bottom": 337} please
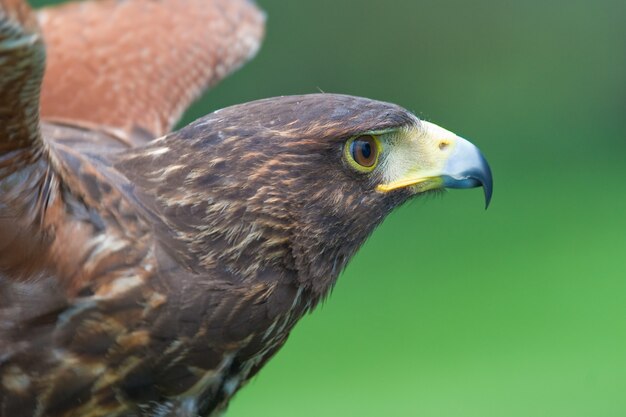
{"left": 194, "top": 207, "right": 359, "bottom": 306}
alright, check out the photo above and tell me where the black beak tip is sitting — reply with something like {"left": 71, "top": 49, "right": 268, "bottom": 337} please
{"left": 483, "top": 182, "right": 493, "bottom": 209}
{"left": 440, "top": 139, "right": 493, "bottom": 209}
{"left": 481, "top": 157, "right": 493, "bottom": 210}
{"left": 442, "top": 161, "right": 493, "bottom": 209}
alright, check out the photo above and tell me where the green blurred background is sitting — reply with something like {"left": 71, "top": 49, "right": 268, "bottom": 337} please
{"left": 33, "top": 0, "right": 626, "bottom": 415}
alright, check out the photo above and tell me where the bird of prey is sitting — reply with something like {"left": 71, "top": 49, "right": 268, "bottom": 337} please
{"left": 0, "top": 0, "right": 492, "bottom": 416}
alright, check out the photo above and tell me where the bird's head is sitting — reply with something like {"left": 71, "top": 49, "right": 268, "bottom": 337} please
{"left": 119, "top": 94, "right": 492, "bottom": 299}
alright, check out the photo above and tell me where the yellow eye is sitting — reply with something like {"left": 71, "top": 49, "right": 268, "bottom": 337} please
{"left": 345, "top": 135, "right": 381, "bottom": 172}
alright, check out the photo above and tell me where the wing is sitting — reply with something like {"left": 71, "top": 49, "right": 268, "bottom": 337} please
{"left": 1, "top": 232, "right": 298, "bottom": 417}
{"left": 38, "top": 0, "right": 265, "bottom": 139}
{"left": 0, "top": 0, "right": 43, "bottom": 158}
{"left": 0, "top": 0, "right": 52, "bottom": 273}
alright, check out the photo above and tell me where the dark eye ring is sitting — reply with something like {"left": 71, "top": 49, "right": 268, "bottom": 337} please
{"left": 345, "top": 135, "right": 380, "bottom": 172}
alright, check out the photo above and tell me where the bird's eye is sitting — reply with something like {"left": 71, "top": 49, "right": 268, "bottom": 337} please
{"left": 345, "top": 135, "right": 381, "bottom": 172}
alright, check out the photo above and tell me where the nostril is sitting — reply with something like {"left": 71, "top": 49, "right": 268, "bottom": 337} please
{"left": 438, "top": 140, "right": 450, "bottom": 150}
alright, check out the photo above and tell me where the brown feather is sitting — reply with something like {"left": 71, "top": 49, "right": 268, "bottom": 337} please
{"left": 0, "top": 2, "right": 422, "bottom": 416}
{"left": 38, "top": 0, "right": 265, "bottom": 138}
{"left": 0, "top": 0, "right": 43, "bottom": 155}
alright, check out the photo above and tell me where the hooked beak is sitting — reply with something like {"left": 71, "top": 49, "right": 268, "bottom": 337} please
{"left": 376, "top": 121, "right": 493, "bottom": 208}
{"left": 441, "top": 135, "right": 493, "bottom": 208}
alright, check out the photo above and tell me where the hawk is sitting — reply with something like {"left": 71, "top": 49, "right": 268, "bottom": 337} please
{"left": 0, "top": 0, "right": 492, "bottom": 416}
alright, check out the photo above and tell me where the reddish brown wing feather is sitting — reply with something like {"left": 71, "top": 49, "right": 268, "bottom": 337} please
{"left": 38, "top": 0, "right": 265, "bottom": 139}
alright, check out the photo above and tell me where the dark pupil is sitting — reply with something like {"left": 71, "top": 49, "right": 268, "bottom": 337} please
{"left": 360, "top": 142, "right": 372, "bottom": 159}
{"left": 351, "top": 136, "right": 376, "bottom": 167}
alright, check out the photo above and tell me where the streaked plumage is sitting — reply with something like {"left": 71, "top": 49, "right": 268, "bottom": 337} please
{"left": 0, "top": 1, "right": 492, "bottom": 416}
